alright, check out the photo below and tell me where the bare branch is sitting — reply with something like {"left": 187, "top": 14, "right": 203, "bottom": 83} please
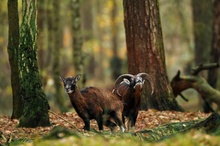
{"left": 179, "top": 93, "right": 189, "bottom": 102}
{"left": 191, "top": 62, "right": 219, "bottom": 75}
{"left": 48, "top": 110, "right": 81, "bottom": 132}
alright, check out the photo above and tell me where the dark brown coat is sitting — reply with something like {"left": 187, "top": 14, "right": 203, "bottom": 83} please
{"left": 112, "top": 73, "right": 154, "bottom": 130}
{"left": 60, "top": 74, "right": 125, "bottom": 132}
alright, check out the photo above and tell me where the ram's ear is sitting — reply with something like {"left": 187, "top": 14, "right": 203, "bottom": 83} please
{"left": 59, "top": 76, "right": 66, "bottom": 83}
{"left": 75, "top": 74, "right": 81, "bottom": 82}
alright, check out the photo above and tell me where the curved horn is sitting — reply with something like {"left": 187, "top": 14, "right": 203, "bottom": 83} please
{"left": 114, "top": 74, "right": 135, "bottom": 87}
{"left": 136, "top": 73, "right": 154, "bottom": 95}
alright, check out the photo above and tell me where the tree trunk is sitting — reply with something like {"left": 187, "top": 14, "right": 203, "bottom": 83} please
{"left": 81, "top": 0, "right": 95, "bottom": 78}
{"left": 71, "top": 0, "right": 84, "bottom": 87}
{"left": 37, "top": 0, "right": 48, "bottom": 87}
{"left": 7, "top": 0, "right": 23, "bottom": 119}
{"left": 191, "top": 0, "right": 212, "bottom": 73}
{"left": 37, "top": 0, "right": 46, "bottom": 71}
{"left": 123, "top": 0, "right": 183, "bottom": 111}
{"left": 51, "top": 0, "right": 68, "bottom": 112}
{"left": 45, "top": 0, "right": 53, "bottom": 70}
{"left": 19, "top": 0, "right": 50, "bottom": 127}
{"left": 110, "top": 0, "right": 122, "bottom": 80}
{"left": 71, "top": 0, "right": 83, "bottom": 72}
{"left": 81, "top": 0, "right": 94, "bottom": 41}
{"left": 208, "top": 0, "right": 220, "bottom": 89}
{"left": 191, "top": 0, "right": 213, "bottom": 112}
{"left": 96, "top": 0, "right": 105, "bottom": 80}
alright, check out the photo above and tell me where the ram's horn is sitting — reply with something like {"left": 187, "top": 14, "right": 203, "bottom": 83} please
{"left": 114, "top": 74, "right": 135, "bottom": 87}
{"left": 136, "top": 73, "right": 154, "bottom": 95}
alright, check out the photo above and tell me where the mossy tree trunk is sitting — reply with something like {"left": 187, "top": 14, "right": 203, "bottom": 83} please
{"left": 71, "top": 0, "right": 84, "bottom": 88}
{"left": 19, "top": 0, "right": 50, "bottom": 127}
{"left": 7, "top": 0, "right": 23, "bottom": 119}
{"left": 71, "top": 0, "right": 83, "bottom": 73}
{"left": 123, "top": 0, "right": 183, "bottom": 111}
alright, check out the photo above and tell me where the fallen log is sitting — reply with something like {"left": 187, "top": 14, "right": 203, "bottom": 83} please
{"left": 171, "top": 62, "right": 220, "bottom": 111}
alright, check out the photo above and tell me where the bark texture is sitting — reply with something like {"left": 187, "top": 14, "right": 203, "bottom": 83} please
{"left": 72, "top": 0, "right": 83, "bottom": 73}
{"left": 192, "top": 0, "right": 212, "bottom": 70}
{"left": 19, "top": 0, "right": 50, "bottom": 127}
{"left": 208, "top": 0, "right": 220, "bottom": 88}
{"left": 71, "top": 0, "right": 84, "bottom": 88}
{"left": 7, "top": 0, "right": 22, "bottom": 119}
{"left": 51, "top": 0, "right": 67, "bottom": 112}
{"left": 123, "top": 0, "right": 182, "bottom": 111}
{"left": 110, "top": 0, "right": 122, "bottom": 79}
{"left": 171, "top": 63, "right": 220, "bottom": 111}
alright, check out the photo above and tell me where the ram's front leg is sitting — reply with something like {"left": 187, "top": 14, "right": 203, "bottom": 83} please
{"left": 83, "top": 118, "right": 90, "bottom": 131}
{"left": 131, "top": 116, "right": 137, "bottom": 130}
{"left": 127, "top": 113, "right": 138, "bottom": 131}
{"left": 96, "top": 116, "right": 104, "bottom": 131}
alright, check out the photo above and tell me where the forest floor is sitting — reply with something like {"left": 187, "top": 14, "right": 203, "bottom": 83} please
{"left": 0, "top": 109, "right": 212, "bottom": 145}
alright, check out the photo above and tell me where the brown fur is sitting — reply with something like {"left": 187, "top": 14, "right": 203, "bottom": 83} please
{"left": 112, "top": 81, "right": 142, "bottom": 130}
{"left": 60, "top": 75, "right": 125, "bottom": 132}
{"left": 112, "top": 73, "right": 154, "bottom": 130}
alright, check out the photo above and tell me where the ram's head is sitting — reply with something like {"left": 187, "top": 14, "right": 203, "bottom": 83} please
{"left": 113, "top": 73, "right": 154, "bottom": 96}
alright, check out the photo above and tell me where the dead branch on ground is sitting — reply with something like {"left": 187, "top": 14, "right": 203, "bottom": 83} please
{"left": 171, "top": 62, "right": 220, "bottom": 110}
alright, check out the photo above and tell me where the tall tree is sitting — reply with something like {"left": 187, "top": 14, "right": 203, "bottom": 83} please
{"left": 96, "top": 0, "right": 105, "bottom": 80}
{"left": 208, "top": 0, "right": 220, "bottom": 89}
{"left": 71, "top": 0, "right": 84, "bottom": 87}
{"left": 81, "top": 0, "right": 94, "bottom": 41}
{"left": 19, "top": 0, "right": 50, "bottom": 127}
{"left": 81, "top": 0, "right": 96, "bottom": 78}
{"left": 37, "top": 0, "right": 49, "bottom": 87}
{"left": 123, "top": 0, "right": 183, "bottom": 111}
{"left": 45, "top": 0, "right": 53, "bottom": 71}
{"left": 192, "top": 0, "right": 213, "bottom": 112}
{"left": 37, "top": 0, "right": 46, "bottom": 72}
{"left": 192, "top": 0, "right": 212, "bottom": 70}
{"left": 7, "top": 0, "right": 22, "bottom": 119}
{"left": 110, "top": 0, "right": 122, "bottom": 79}
{"left": 51, "top": 0, "right": 67, "bottom": 112}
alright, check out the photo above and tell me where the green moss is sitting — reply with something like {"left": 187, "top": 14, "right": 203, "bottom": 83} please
{"left": 16, "top": 130, "right": 220, "bottom": 146}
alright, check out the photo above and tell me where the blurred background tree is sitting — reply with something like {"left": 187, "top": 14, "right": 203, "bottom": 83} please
{"left": 208, "top": 0, "right": 220, "bottom": 89}
{"left": 110, "top": 0, "right": 122, "bottom": 79}
{"left": 191, "top": 0, "right": 213, "bottom": 112}
{"left": 1, "top": 0, "right": 220, "bottom": 116}
{"left": 192, "top": 0, "right": 212, "bottom": 71}
{"left": 51, "top": 0, "right": 67, "bottom": 112}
